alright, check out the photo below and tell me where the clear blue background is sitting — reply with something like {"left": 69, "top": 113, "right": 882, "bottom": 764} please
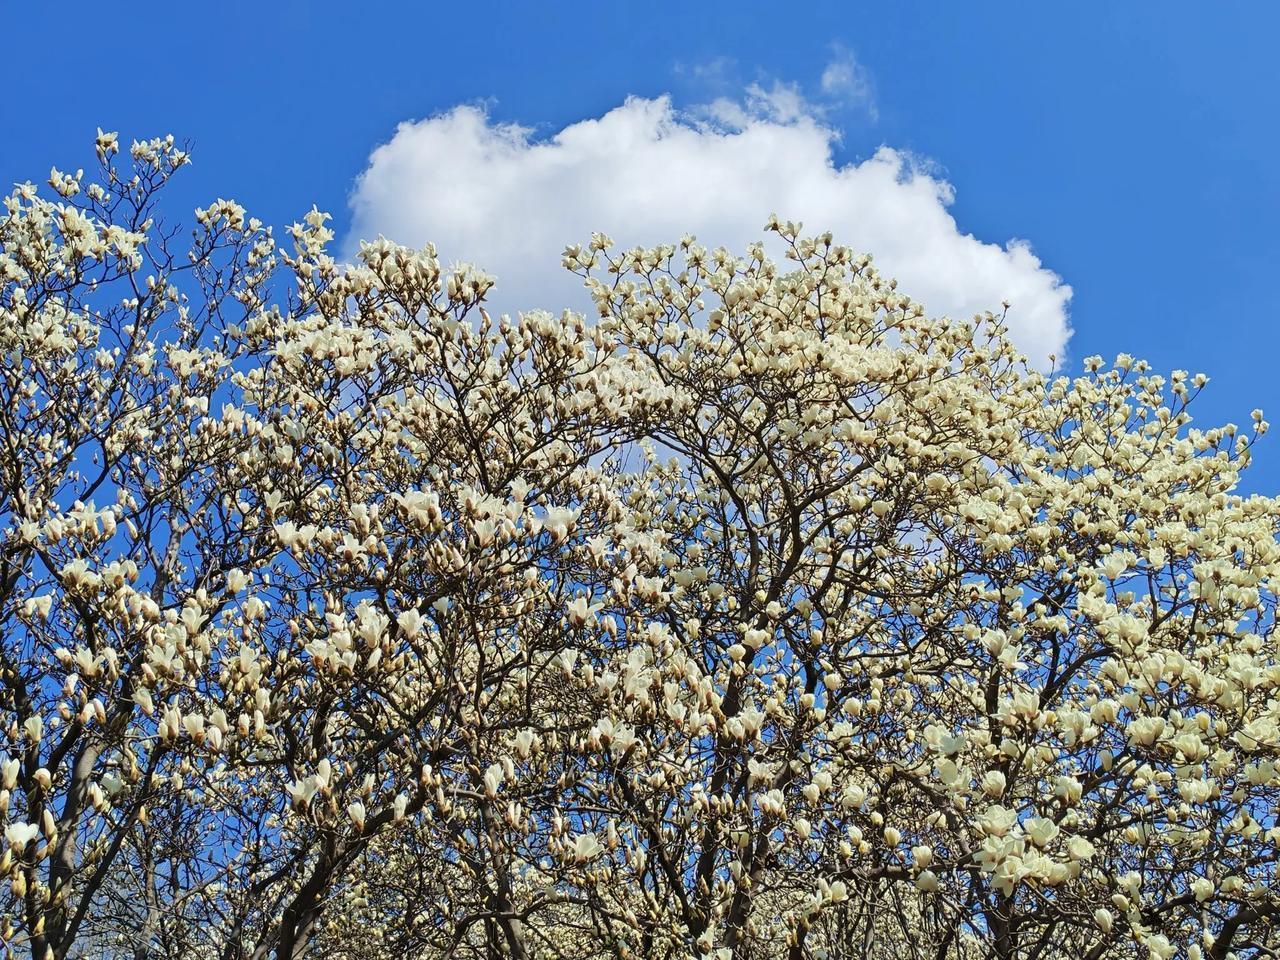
{"left": 3, "top": 1, "right": 1277, "bottom": 490}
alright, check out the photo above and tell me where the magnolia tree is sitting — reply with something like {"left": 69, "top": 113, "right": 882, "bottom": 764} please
{"left": 0, "top": 136, "right": 1278, "bottom": 960}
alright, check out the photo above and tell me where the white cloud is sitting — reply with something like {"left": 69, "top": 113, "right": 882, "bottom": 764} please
{"left": 820, "top": 48, "right": 877, "bottom": 119}
{"left": 346, "top": 92, "right": 1071, "bottom": 365}
{"left": 673, "top": 56, "right": 736, "bottom": 88}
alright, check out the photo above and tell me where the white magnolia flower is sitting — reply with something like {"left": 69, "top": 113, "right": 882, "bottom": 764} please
{"left": 571, "top": 833, "right": 603, "bottom": 863}
{"left": 5, "top": 822, "right": 39, "bottom": 851}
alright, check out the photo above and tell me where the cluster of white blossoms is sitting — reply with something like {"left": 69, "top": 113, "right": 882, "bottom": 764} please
{"left": 0, "top": 136, "right": 1277, "bottom": 960}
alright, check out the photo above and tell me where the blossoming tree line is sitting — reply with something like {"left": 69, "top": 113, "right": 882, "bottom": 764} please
{"left": 0, "top": 133, "right": 1277, "bottom": 960}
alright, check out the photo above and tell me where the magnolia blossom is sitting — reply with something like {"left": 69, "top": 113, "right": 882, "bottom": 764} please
{"left": 5, "top": 823, "right": 39, "bottom": 852}
{"left": 571, "top": 833, "right": 603, "bottom": 863}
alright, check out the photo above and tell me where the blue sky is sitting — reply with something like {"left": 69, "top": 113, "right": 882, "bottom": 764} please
{"left": 3, "top": 1, "right": 1278, "bottom": 490}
